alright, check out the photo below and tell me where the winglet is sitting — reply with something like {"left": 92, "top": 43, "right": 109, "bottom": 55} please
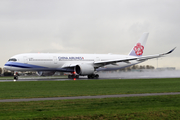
{"left": 161, "top": 47, "right": 176, "bottom": 56}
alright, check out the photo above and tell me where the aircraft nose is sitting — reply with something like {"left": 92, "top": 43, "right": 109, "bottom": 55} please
{"left": 4, "top": 62, "right": 11, "bottom": 70}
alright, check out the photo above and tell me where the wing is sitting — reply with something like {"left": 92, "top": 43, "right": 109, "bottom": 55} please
{"left": 94, "top": 47, "right": 176, "bottom": 66}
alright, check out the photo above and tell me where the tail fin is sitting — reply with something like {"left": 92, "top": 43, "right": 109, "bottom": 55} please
{"left": 129, "top": 32, "right": 149, "bottom": 56}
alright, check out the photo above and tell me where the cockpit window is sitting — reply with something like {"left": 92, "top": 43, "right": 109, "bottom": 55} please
{"left": 8, "top": 58, "right": 17, "bottom": 62}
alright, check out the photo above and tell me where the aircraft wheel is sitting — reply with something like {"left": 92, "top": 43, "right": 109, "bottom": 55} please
{"left": 88, "top": 74, "right": 96, "bottom": 79}
{"left": 68, "top": 75, "right": 74, "bottom": 79}
{"left": 88, "top": 75, "right": 91, "bottom": 79}
{"left": 14, "top": 76, "right": 18, "bottom": 80}
{"left": 68, "top": 75, "right": 79, "bottom": 79}
{"left": 91, "top": 74, "right": 95, "bottom": 79}
{"left": 14, "top": 71, "right": 19, "bottom": 81}
{"left": 76, "top": 75, "right": 79, "bottom": 79}
{"left": 95, "top": 74, "right": 99, "bottom": 79}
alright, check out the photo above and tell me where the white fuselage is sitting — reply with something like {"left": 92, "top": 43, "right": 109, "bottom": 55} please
{"left": 4, "top": 53, "right": 142, "bottom": 72}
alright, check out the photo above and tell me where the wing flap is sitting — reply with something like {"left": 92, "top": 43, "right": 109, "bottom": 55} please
{"left": 94, "top": 58, "right": 137, "bottom": 65}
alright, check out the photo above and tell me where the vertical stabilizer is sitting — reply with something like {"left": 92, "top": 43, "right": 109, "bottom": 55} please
{"left": 129, "top": 32, "right": 149, "bottom": 56}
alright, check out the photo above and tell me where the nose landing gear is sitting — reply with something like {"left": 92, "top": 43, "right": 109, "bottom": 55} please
{"left": 14, "top": 72, "right": 19, "bottom": 81}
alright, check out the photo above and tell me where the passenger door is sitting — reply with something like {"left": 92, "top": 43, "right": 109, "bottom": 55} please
{"left": 23, "top": 56, "right": 28, "bottom": 64}
{"left": 53, "top": 56, "right": 57, "bottom": 64}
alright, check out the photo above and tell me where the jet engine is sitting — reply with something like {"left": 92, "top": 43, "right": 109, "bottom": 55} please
{"left": 36, "top": 71, "right": 56, "bottom": 76}
{"left": 75, "top": 64, "right": 94, "bottom": 75}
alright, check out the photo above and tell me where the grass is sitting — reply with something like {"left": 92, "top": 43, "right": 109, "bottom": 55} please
{"left": 0, "top": 78, "right": 180, "bottom": 99}
{"left": 0, "top": 95, "right": 180, "bottom": 119}
{"left": 0, "top": 76, "right": 67, "bottom": 80}
{"left": 1, "top": 78, "right": 180, "bottom": 119}
{"left": 0, "top": 76, "right": 13, "bottom": 80}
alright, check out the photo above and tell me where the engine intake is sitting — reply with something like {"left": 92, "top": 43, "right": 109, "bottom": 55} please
{"left": 75, "top": 64, "right": 94, "bottom": 75}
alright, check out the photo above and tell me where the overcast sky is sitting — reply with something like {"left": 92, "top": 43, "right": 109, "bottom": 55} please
{"left": 0, "top": 0, "right": 180, "bottom": 69}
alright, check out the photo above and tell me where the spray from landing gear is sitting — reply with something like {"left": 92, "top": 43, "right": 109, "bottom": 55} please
{"left": 98, "top": 69, "right": 180, "bottom": 79}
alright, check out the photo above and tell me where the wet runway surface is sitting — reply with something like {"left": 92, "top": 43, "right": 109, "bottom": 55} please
{"left": 98, "top": 70, "right": 180, "bottom": 79}
{"left": 1, "top": 70, "right": 180, "bottom": 82}
{"left": 1, "top": 92, "right": 180, "bottom": 102}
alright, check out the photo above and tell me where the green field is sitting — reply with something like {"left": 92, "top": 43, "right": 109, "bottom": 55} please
{"left": 1, "top": 95, "right": 180, "bottom": 119}
{"left": 0, "top": 76, "right": 68, "bottom": 80}
{"left": 0, "top": 78, "right": 180, "bottom": 99}
{"left": 0, "top": 76, "right": 14, "bottom": 80}
{"left": 1, "top": 78, "right": 180, "bottom": 119}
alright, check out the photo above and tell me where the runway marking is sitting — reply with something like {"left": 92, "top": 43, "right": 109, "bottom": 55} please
{"left": 1, "top": 92, "right": 180, "bottom": 102}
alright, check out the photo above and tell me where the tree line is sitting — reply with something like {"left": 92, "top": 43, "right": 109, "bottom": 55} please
{"left": 119, "top": 65, "right": 155, "bottom": 72}
{"left": 0, "top": 68, "right": 14, "bottom": 76}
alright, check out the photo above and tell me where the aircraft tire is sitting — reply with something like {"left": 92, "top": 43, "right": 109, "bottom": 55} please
{"left": 14, "top": 76, "right": 18, "bottom": 80}
{"left": 68, "top": 75, "right": 79, "bottom": 79}
{"left": 76, "top": 75, "right": 79, "bottom": 79}
{"left": 88, "top": 74, "right": 97, "bottom": 79}
{"left": 68, "top": 75, "right": 73, "bottom": 79}
{"left": 88, "top": 75, "right": 92, "bottom": 79}
{"left": 95, "top": 74, "right": 99, "bottom": 79}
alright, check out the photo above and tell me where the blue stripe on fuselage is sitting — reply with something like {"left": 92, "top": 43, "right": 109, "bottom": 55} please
{"left": 5, "top": 62, "right": 47, "bottom": 68}
{"left": 4, "top": 62, "right": 74, "bottom": 72}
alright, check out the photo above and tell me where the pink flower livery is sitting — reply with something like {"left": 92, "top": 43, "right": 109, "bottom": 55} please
{"left": 133, "top": 43, "right": 144, "bottom": 56}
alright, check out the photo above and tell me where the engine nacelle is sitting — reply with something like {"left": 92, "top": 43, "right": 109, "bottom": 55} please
{"left": 36, "top": 71, "right": 56, "bottom": 76}
{"left": 75, "top": 64, "right": 94, "bottom": 75}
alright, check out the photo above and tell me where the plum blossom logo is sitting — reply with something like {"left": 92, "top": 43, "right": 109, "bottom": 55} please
{"left": 134, "top": 43, "right": 144, "bottom": 56}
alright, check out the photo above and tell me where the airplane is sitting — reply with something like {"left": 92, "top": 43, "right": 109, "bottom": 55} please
{"left": 3, "top": 33, "right": 175, "bottom": 80}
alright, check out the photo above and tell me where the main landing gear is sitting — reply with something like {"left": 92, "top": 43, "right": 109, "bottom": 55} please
{"left": 68, "top": 72, "right": 79, "bottom": 79}
{"left": 88, "top": 74, "right": 99, "bottom": 79}
{"left": 68, "top": 74, "right": 79, "bottom": 79}
{"left": 67, "top": 72, "right": 99, "bottom": 79}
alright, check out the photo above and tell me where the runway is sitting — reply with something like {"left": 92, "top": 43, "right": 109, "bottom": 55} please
{"left": 0, "top": 92, "right": 180, "bottom": 102}
{"left": 1, "top": 70, "right": 180, "bottom": 82}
